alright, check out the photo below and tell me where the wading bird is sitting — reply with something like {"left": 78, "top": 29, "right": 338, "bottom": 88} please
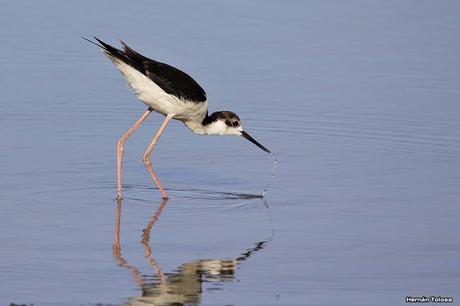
{"left": 83, "top": 37, "right": 271, "bottom": 199}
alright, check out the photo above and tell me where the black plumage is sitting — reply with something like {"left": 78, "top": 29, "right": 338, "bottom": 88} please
{"left": 202, "top": 111, "right": 241, "bottom": 127}
{"left": 88, "top": 37, "right": 207, "bottom": 103}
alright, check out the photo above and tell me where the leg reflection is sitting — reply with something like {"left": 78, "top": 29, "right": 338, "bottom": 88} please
{"left": 140, "top": 198, "right": 168, "bottom": 283}
{"left": 113, "top": 198, "right": 270, "bottom": 306}
{"left": 113, "top": 198, "right": 144, "bottom": 288}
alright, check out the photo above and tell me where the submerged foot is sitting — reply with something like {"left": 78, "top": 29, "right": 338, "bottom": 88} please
{"left": 161, "top": 191, "right": 169, "bottom": 200}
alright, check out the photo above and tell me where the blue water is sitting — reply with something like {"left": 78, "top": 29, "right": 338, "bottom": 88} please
{"left": 1, "top": 1, "right": 460, "bottom": 305}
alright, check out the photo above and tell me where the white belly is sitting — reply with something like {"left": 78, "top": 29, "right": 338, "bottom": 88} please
{"left": 107, "top": 53, "right": 208, "bottom": 122}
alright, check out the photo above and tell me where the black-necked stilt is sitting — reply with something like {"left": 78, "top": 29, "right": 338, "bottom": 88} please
{"left": 83, "top": 37, "right": 271, "bottom": 199}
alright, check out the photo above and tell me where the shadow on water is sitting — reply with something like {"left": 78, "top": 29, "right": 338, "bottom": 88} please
{"left": 125, "top": 186, "right": 266, "bottom": 201}
{"left": 113, "top": 198, "right": 272, "bottom": 306}
{"left": 33, "top": 184, "right": 265, "bottom": 201}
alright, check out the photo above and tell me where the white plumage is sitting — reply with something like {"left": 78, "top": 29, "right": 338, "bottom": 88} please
{"left": 106, "top": 53, "right": 209, "bottom": 125}
{"left": 84, "top": 37, "right": 271, "bottom": 199}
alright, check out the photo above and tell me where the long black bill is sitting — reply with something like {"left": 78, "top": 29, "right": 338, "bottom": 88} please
{"left": 241, "top": 131, "right": 271, "bottom": 154}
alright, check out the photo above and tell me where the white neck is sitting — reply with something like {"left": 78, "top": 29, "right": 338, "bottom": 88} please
{"left": 184, "top": 120, "right": 242, "bottom": 136}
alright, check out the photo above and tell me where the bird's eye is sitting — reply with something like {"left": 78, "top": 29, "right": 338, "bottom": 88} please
{"left": 232, "top": 121, "right": 239, "bottom": 127}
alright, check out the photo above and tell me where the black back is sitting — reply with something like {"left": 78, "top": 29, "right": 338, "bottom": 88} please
{"left": 92, "top": 37, "right": 207, "bottom": 103}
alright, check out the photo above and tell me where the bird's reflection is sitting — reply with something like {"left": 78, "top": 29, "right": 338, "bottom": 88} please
{"left": 113, "top": 198, "right": 269, "bottom": 306}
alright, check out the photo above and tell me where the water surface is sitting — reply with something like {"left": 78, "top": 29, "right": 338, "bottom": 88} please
{"left": 1, "top": 1, "right": 460, "bottom": 305}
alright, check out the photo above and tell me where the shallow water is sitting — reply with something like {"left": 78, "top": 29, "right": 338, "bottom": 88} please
{"left": 1, "top": 1, "right": 460, "bottom": 305}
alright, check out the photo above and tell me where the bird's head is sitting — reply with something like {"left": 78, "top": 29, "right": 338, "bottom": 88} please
{"left": 203, "top": 111, "right": 271, "bottom": 153}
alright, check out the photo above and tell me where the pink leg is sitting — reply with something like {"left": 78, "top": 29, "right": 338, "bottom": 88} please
{"left": 143, "top": 114, "right": 174, "bottom": 199}
{"left": 113, "top": 198, "right": 123, "bottom": 257}
{"left": 117, "top": 110, "right": 152, "bottom": 199}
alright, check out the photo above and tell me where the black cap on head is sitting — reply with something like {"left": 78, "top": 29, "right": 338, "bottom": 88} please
{"left": 203, "top": 111, "right": 241, "bottom": 127}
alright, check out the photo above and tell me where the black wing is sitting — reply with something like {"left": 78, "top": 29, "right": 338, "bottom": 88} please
{"left": 90, "top": 37, "right": 207, "bottom": 103}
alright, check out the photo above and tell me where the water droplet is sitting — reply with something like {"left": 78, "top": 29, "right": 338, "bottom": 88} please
{"left": 262, "top": 153, "right": 277, "bottom": 197}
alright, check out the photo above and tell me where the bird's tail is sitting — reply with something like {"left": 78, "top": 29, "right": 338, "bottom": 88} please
{"left": 81, "top": 36, "right": 125, "bottom": 58}
{"left": 81, "top": 36, "right": 104, "bottom": 48}
{"left": 81, "top": 36, "right": 145, "bottom": 72}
